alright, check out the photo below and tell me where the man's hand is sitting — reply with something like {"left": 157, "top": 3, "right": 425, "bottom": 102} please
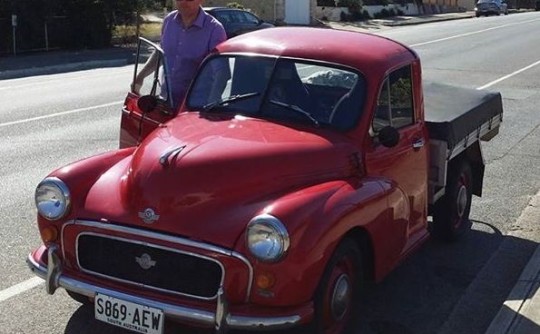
{"left": 131, "top": 76, "right": 143, "bottom": 94}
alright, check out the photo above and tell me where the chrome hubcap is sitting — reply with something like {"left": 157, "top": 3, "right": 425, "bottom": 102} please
{"left": 456, "top": 184, "right": 468, "bottom": 217}
{"left": 331, "top": 274, "right": 351, "bottom": 321}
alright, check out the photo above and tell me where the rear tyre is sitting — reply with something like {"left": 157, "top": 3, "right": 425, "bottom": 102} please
{"left": 432, "top": 159, "right": 473, "bottom": 242}
{"left": 66, "top": 290, "right": 92, "bottom": 305}
{"left": 312, "top": 238, "right": 363, "bottom": 334}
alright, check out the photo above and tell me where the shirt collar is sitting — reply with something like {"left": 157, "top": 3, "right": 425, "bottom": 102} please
{"left": 174, "top": 7, "right": 206, "bottom": 29}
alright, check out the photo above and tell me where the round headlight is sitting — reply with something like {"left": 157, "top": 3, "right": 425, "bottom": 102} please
{"left": 35, "top": 177, "right": 71, "bottom": 221}
{"left": 247, "top": 214, "right": 290, "bottom": 262}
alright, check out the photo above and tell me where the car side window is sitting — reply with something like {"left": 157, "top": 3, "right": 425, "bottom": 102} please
{"left": 373, "top": 65, "right": 414, "bottom": 132}
{"left": 215, "top": 12, "right": 231, "bottom": 24}
{"left": 242, "top": 12, "right": 260, "bottom": 25}
{"left": 229, "top": 11, "right": 243, "bottom": 23}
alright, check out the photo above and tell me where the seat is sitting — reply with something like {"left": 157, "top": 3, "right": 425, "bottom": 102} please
{"left": 329, "top": 84, "right": 363, "bottom": 131}
{"left": 269, "top": 62, "right": 312, "bottom": 112}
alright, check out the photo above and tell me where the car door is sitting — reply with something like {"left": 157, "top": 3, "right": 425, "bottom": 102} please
{"left": 365, "top": 65, "right": 429, "bottom": 252}
{"left": 120, "top": 38, "right": 175, "bottom": 148}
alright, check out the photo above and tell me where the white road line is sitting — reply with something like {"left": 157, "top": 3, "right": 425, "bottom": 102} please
{"left": 0, "top": 69, "right": 131, "bottom": 91}
{"left": 0, "top": 101, "right": 122, "bottom": 128}
{"left": 410, "top": 18, "right": 540, "bottom": 47}
{"left": 477, "top": 59, "right": 540, "bottom": 90}
{"left": 0, "top": 277, "right": 43, "bottom": 302}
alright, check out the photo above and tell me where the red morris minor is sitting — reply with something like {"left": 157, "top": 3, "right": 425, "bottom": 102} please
{"left": 27, "top": 27, "right": 503, "bottom": 334}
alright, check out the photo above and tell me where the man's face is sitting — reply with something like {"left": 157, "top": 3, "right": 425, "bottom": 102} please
{"left": 176, "top": 0, "right": 203, "bottom": 13}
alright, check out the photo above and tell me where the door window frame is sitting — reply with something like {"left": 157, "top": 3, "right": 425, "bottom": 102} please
{"left": 372, "top": 64, "right": 415, "bottom": 134}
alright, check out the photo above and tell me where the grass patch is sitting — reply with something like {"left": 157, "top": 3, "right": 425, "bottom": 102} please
{"left": 113, "top": 22, "right": 161, "bottom": 45}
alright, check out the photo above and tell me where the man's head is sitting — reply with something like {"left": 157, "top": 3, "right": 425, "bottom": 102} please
{"left": 176, "top": 0, "right": 203, "bottom": 14}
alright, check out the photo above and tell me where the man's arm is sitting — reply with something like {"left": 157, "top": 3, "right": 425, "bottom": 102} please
{"left": 131, "top": 51, "right": 159, "bottom": 94}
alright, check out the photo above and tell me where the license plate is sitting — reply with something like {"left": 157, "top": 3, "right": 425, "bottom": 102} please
{"left": 95, "top": 294, "right": 164, "bottom": 334}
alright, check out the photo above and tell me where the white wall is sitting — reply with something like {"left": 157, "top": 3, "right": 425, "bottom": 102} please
{"left": 285, "top": 0, "right": 312, "bottom": 24}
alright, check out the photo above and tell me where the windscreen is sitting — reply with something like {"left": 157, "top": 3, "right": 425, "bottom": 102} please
{"left": 186, "top": 55, "right": 365, "bottom": 131}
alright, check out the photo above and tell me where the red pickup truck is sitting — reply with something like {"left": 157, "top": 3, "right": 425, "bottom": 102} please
{"left": 28, "top": 27, "right": 503, "bottom": 334}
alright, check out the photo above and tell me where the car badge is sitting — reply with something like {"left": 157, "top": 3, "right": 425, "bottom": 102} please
{"left": 138, "top": 208, "right": 160, "bottom": 224}
{"left": 135, "top": 253, "right": 156, "bottom": 270}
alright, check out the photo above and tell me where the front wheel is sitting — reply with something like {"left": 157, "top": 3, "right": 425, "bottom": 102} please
{"left": 312, "top": 238, "right": 363, "bottom": 334}
{"left": 432, "top": 160, "right": 473, "bottom": 241}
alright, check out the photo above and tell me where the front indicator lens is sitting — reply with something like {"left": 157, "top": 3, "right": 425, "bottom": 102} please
{"left": 35, "top": 177, "right": 71, "bottom": 220}
{"left": 41, "top": 226, "right": 59, "bottom": 243}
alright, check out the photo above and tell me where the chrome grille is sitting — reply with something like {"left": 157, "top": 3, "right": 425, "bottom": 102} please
{"left": 76, "top": 233, "right": 223, "bottom": 299}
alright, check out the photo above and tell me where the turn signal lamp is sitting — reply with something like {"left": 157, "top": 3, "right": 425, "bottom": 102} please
{"left": 255, "top": 273, "right": 276, "bottom": 290}
{"left": 41, "top": 226, "right": 59, "bottom": 243}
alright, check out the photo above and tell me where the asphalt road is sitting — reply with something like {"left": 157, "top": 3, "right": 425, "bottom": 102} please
{"left": 1, "top": 12, "right": 540, "bottom": 334}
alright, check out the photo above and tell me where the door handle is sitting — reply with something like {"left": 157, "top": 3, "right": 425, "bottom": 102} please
{"left": 412, "top": 138, "right": 425, "bottom": 150}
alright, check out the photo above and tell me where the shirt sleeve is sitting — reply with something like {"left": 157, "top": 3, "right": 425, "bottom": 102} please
{"left": 208, "top": 23, "right": 228, "bottom": 52}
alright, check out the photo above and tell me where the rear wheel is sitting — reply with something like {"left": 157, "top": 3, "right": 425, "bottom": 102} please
{"left": 432, "top": 160, "right": 473, "bottom": 241}
{"left": 312, "top": 238, "right": 363, "bottom": 334}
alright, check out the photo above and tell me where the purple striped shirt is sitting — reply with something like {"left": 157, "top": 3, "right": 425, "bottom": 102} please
{"left": 161, "top": 8, "right": 226, "bottom": 107}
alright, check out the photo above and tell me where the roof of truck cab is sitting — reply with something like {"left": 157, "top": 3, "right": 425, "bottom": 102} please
{"left": 215, "top": 27, "right": 416, "bottom": 72}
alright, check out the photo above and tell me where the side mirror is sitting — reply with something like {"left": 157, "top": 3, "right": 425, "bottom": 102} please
{"left": 378, "top": 126, "right": 400, "bottom": 148}
{"left": 137, "top": 95, "right": 158, "bottom": 113}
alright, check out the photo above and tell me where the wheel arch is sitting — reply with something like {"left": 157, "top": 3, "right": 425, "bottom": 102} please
{"left": 462, "top": 141, "right": 485, "bottom": 197}
{"left": 341, "top": 227, "right": 375, "bottom": 284}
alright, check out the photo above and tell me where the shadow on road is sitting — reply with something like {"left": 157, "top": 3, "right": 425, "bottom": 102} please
{"left": 63, "top": 220, "right": 537, "bottom": 334}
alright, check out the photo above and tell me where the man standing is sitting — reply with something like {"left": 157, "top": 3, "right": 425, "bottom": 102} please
{"left": 133, "top": 0, "right": 227, "bottom": 108}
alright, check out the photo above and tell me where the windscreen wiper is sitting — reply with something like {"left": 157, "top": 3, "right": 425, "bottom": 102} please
{"left": 202, "top": 92, "right": 260, "bottom": 112}
{"left": 269, "top": 100, "right": 320, "bottom": 127}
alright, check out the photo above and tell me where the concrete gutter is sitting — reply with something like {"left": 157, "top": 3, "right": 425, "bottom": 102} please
{"left": 486, "top": 193, "right": 540, "bottom": 334}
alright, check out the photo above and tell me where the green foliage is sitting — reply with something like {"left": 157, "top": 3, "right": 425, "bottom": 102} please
{"left": 226, "top": 2, "right": 245, "bottom": 9}
{"left": 317, "top": 0, "right": 337, "bottom": 5}
{"left": 337, "top": 0, "right": 362, "bottom": 13}
{"left": 362, "top": 0, "right": 389, "bottom": 5}
{"left": 362, "top": 9, "right": 372, "bottom": 19}
{"left": 390, "top": 78, "right": 412, "bottom": 108}
{"left": 0, "top": 0, "right": 161, "bottom": 51}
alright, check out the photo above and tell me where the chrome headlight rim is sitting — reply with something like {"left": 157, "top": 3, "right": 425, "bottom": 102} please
{"left": 247, "top": 214, "right": 290, "bottom": 263}
{"left": 35, "top": 177, "right": 71, "bottom": 221}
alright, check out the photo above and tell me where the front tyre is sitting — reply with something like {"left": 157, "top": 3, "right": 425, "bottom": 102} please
{"left": 312, "top": 238, "right": 363, "bottom": 334}
{"left": 432, "top": 159, "right": 473, "bottom": 241}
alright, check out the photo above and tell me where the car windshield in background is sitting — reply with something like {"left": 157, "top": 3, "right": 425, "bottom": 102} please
{"left": 187, "top": 56, "right": 365, "bottom": 131}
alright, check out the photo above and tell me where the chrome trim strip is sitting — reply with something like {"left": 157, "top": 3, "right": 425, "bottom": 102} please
{"left": 27, "top": 252, "right": 301, "bottom": 330}
{"left": 76, "top": 232, "right": 225, "bottom": 301}
{"left": 46, "top": 245, "right": 61, "bottom": 294}
{"left": 61, "top": 220, "right": 254, "bottom": 301}
{"left": 215, "top": 286, "right": 229, "bottom": 333}
{"left": 159, "top": 145, "right": 186, "bottom": 167}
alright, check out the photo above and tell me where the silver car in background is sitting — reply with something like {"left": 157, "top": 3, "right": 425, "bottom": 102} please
{"left": 475, "top": 0, "right": 509, "bottom": 16}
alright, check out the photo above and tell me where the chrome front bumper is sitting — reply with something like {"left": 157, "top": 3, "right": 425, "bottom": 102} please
{"left": 27, "top": 246, "right": 302, "bottom": 333}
